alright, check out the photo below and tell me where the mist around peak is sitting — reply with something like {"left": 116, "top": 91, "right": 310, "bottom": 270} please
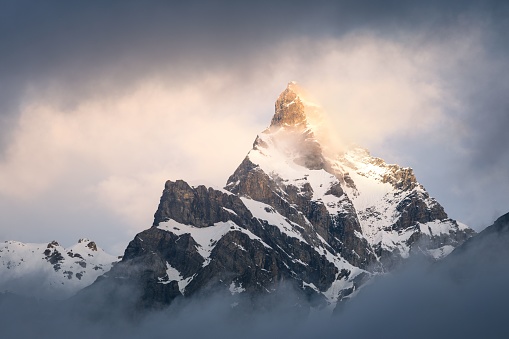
{"left": 266, "top": 82, "right": 350, "bottom": 160}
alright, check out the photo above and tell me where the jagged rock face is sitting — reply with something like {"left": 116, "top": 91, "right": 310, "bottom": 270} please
{"left": 226, "top": 156, "right": 375, "bottom": 270}
{"left": 153, "top": 179, "right": 251, "bottom": 228}
{"left": 271, "top": 82, "right": 307, "bottom": 127}
{"left": 101, "top": 182, "right": 345, "bottom": 309}
{"left": 89, "top": 82, "right": 474, "bottom": 311}
{"left": 0, "top": 239, "right": 118, "bottom": 300}
{"left": 393, "top": 191, "right": 447, "bottom": 231}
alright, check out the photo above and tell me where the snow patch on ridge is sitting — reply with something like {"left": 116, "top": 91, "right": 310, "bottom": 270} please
{"left": 428, "top": 245, "right": 455, "bottom": 259}
{"left": 229, "top": 281, "right": 246, "bottom": 295}
{"left": 241, "top": 197, "right": 306, "bottom": 242}
{"left": 158, "top": 262, "right": 192, "bottom": 294}
{"left": 158, "top": 219, "right": 272, "bottom": 266}
{"left": 419, "top": 220, "right": 456, "bottom": 236}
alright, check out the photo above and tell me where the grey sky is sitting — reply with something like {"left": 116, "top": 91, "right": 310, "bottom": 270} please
{"left": 0, "top": 1, "right": 508, "bottom": 253}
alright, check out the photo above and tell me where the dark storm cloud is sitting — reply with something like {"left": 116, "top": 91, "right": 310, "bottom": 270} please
{"left": 1, "top": 0, "right": 504, "bottom": 112}
{"left": 424, "top": 0, "right": 509, "bottom": 169}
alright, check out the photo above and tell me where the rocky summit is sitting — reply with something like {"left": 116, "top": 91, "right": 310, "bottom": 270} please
{"left": 87, "top": 82, "right": 475, "bottom": 311}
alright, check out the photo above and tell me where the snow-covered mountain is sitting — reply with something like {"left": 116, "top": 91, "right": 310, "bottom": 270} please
{"left": 82, "top": 82, "right": 474, "bottom": 311}
{"left": 0, "top": 238, "right": 119, "bottom": 299}
{"left": 226, "top": 83, "right": 472, "bottom": 267}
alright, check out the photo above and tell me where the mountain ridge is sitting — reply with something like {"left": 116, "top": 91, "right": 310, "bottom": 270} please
{"left": 77, "top": 82, "right": 474, "bottom": 311}
{"left": 0, "top": 238, "right": 119, "bottom": 299}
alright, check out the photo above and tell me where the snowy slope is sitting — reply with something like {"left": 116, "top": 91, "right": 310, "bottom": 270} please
{"left": 0, "top": 239, "right": 119, "bottom": 299}
{"left": 331, "top": 147, "right": 467, "bottom": 259}
{"left": 228, "top": 82, "right": 472, "bottom": 264}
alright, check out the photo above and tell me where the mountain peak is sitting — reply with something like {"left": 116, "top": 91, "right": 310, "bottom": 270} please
{"left": 270, "top": 82, "right": 307, "bottom": 127}
{"left": 78, "top": 81, "right": 475, "bottom": 313}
